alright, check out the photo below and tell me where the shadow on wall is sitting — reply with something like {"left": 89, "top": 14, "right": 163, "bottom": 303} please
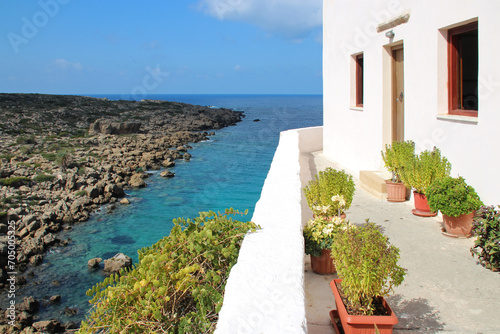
{"left": 387, "top": 294, "right": 444, "bottom": 333}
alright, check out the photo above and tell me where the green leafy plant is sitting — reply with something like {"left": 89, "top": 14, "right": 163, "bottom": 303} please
{"left": 330, "top": 222, "right": 406, "bottom": 315}
{"left": 403, "top": 147, "right": 451, "bottom": 193}
{"left": 303, "top": 216, "right": 349, "bottom": 256}
{"left": 79, "top": 209, "right": 258, "bottom": 334}
{"left": 303, "top": 168, "right": 355, "bottom": 217}
{"left": 381, "top": 140, "right": 415, "bottom": 183}
{"left": 56, "top": 150, "right": 72, "bottom": 171}
{"left": 471, "top": 206, "right": 500, "bottom": 272}
{"left": 33, "top": 174, "right": 56, "bottom": 183}
{"left": 426, "top": 176, "right": 483, "bottom": 217}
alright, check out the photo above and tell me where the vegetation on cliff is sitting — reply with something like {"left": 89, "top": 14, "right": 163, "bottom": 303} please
{"left": 79, "top": 209, "right": 258, "bottom": 334}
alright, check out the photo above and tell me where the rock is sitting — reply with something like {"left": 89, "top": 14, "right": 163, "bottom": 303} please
{"left": 49, "top": 295, "right": 61, "bottom": 304}
{"left": 183, "top": 153, "right": 192, "bottom": 161}
{"left": 162, "top": 159, "right": 175, "bottom": 168}
{"left": 85, "top": 185, "right": 99, "bottom": 198}
{"left": 105, "top": 183, "right": 125, "bottom": 198}
{"left": 29, "top": 254, "right": 43, "bottom": 266}
{"left": 32, "top": 320, "right": 63, "bottom": 333}
{"left": 43, "top": 233, "right": 58, "bottom": 246}
{"left": 160, "top": 171, "right": 175, "bottom": 178}
{"left": 129, "top": 173, "right": 146, "bottom": 188}
{"left": 103, "top": 253, "right": 132, "bottom": 273}
{"left": 19, "top": 296, "right": 39, "bottom": 313}
{"left": 120, "top": 198, "right": 130, "bottom": 205}
{"left": 88, "top": 257, "right": 102, "bottom": 268}
{"left": 89, "top": 119, "right": 141, "bottom": 135}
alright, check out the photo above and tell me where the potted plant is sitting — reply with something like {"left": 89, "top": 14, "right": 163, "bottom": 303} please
{"left": 303, "top": 216, "right": 348, "bottom": 274}
{"left": 403, "top": 147, "right": 451, "bottom": 217}
{"left": 426, "top": 176, "right": 483, "bottom": 237}
{"left": 303, "top": 168, "right": 355, "bottom": 219}
{"left": 329, "top": 222, "right": 406, "bottom": 334}
{"left": 471, "top": 206, "right": 500, "bottom": 272}
{"left": 381, "top": 140, "right": 415, "bottom": 202}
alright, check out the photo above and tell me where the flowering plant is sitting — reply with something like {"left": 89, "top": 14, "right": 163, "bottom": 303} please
{"left": 311, "top": 195, "right": 347, "bottom": 218}
{"left": 304, "top": 168, "right": 355, "bottom": 217}
{"left": 303, "top": 216, "right": 349, "bottom": 256}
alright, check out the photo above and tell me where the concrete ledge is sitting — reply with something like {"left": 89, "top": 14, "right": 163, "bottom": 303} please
{"left": 359, "top": 170, "right": 389, "bottom": 199}
{"left": 215, "top": 128, "right": 322, "bottom": 334}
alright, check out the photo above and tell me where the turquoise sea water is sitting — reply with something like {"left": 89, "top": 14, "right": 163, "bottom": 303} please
{"left": 10, "top": 94, "right": 323, "bottom": 324}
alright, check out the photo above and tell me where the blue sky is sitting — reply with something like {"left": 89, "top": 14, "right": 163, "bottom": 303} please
{"left": 1, "top": 0, "right": 323, "bottom": 95}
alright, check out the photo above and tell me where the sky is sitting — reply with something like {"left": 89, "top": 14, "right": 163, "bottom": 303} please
{"left": 0, "top": 0, "right": 323, "bottom": 95}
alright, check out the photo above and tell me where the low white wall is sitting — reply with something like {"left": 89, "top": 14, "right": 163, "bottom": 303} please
{"left": 216, "top": 126, "right": 323, "bottom": 334}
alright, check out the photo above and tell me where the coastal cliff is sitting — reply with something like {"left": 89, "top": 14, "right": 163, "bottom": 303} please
{"left": 0, "top": 93, "right": 243, "bottom": 332}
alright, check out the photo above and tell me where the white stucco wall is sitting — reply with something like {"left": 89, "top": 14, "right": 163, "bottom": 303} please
{"left": 323, "top": 0, "right": 500, "bottom": 205}
{"left": 216, "top": 126, "right": 323, "bottom": 334}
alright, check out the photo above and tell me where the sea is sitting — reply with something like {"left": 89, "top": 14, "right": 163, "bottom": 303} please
{"left": 6, "top": 94, "right": 323, "bottom": 324}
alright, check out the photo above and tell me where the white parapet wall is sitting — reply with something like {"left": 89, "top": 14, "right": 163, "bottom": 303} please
{"left": 215, "top": 126, "right": 323, "bottom": 334}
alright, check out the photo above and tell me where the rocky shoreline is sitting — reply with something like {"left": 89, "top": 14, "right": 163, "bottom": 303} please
{"left": 0, "top": 93, "right": 244, "bottom": 333}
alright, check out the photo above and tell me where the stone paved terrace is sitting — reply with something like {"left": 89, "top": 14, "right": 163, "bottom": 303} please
{"left": 305, "top": 151, "right": 500, "bottom": 334}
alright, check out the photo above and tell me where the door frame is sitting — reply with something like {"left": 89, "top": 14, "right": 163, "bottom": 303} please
{"left": 392, "top": 45, "right": 405, "bottom": 142}
{"left": 382, "top": 42, "right": 405, "bottom": 147}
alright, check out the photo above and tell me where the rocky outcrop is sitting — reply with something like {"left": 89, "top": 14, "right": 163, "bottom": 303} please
{"left": 103, "top": 253, "right": 132, "bottom": 273}
{"left": 89, "top": 119, "right": 141, "bottom": 135}
{"left": 88, "top": 257, "right": 102, "bottom": 268}
{"left": 0, "top": 93, "right": 245, "bottom": 330}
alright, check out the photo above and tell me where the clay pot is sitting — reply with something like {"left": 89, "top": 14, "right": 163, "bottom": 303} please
{"left": 412, "top": 191, "right": 437, "bottom": 217}
{"left": 385, "top": 180, "right": 407, "bottom": 202}
{"left": 443, "top": 211, "right": 475, "bottom": 237}
{"left": 310, "top": 249, "right": 336, "bottom": 275}
{"left": 329, "top": 279, "right": 398, "bottom": 334}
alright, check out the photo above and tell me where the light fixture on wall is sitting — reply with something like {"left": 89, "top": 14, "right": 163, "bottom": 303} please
{"left": 385, "top": 30, "right": 395, "bottom": 39}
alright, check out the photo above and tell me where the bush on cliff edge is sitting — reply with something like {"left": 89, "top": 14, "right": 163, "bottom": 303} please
{"left": 78, "top": 209, "right": 258, "bottom": 334}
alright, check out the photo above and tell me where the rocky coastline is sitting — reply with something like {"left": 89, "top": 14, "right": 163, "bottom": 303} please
{"left": 0, "top": 93, "right": 243, "bottom": 332}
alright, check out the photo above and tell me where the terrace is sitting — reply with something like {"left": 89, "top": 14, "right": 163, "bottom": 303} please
{"left": 216, "top": 126, "right": 500, "bottom": 334}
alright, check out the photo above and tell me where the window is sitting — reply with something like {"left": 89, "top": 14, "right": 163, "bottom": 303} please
{"left": 355, "top": 54, "right": 364, "bottom": 107}
{"left": 448, "top": 22, "right": 478, "bottom": 116}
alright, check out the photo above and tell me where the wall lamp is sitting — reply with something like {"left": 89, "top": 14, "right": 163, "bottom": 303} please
{"left": 385, "top": 30, "right": 395, "bottom": 39}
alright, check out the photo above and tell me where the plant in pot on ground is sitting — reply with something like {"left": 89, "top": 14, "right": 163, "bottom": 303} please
{"left": 403, "top": 147, "right": 451, "bottom": 217}
{"left": 426, "top": 176, "right": 483, "bottom": 237}
{"left": 471, "top": 205, "right": 500, "bottom": 272}
{"left": 303, "top": 167, "right": 355, "bottom": 218}
{"left": 329, "top": 222, "right": 406, "bottom": 334}
{"left": 303, "top": 216, "right": 349, "bottom": 274}
{"left": 381, "top": 140, "right": 415, "bottom": 202}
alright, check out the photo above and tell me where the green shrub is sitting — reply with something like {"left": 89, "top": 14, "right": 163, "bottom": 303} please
{"left": 34, "top": 174, "right": 56, "bottom": 183}
{"left": 79, "top": 209, "right": 258, "bottom": 333}
{"left": 403, "top": 147, "right": 451, "bottom": 193}
{"left": 42, "top": 153, "right": 57, "bottom": 161}
{"left": 303, "top": 168, "right": 355, "bottom": 217}
{"left": 75, "top": 190, "right": 87, "bottom": 197}
{"left": 381, "top": 140, "right": 415, "bottom": 183}
{"left": 331, "top": 222, "right": 406, "bottom": 315}
{"left": 471, "top": 206, "right": 500, "bottom": 272}
{"left": 426, "top": 176, "right": 483, "bottom": 217}
{"left": 0, "top": 176, "right": 31, "bottom": 187}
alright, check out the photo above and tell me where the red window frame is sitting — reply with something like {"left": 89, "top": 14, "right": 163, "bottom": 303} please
{"left": 448, "top": 22, "right": 478, "bottom": 117}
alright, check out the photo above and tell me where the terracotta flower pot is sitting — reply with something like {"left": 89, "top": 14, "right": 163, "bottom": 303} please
{"left": 412, "top": 191, "right": 437, "bottom": 217}
{"left": 330, "top": 279, "right": 398, "bottom": 334}
{"left": 443, "top": 211, "right": 475, "bottom": 237}
{"left": 310, "top": 249, "right": 336, "bottom": 275}
{"left": 385, "top": 180, "right": 407, "bottom": 202}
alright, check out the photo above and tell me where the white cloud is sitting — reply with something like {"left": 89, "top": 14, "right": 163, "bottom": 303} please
{"left": 54, "top": 58, "right": 82, "bottom": 71}
{"left": 196, "top": 0, "right": 322, "bottom": 39}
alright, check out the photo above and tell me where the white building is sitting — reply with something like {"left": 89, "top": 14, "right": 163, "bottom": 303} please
{"left": 323, "top": 0, "right": 500, "bottom": 205}
{"left": 216, "top": 1, "right": 500, "bottom": 333}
